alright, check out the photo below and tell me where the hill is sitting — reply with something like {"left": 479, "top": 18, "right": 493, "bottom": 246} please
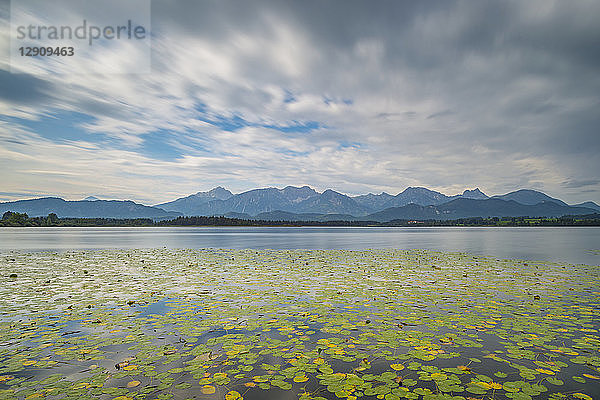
{"left": 492, "top": 189, "right": 567, "bottom": 206}
{"left": 0, "top": 197, "right": 181, "bottom": 219}
{"left": 364, "top": 198, "right": 596, "bottom": 222}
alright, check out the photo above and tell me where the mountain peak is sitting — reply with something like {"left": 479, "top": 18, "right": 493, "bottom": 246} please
{"left": 280, "top": 186, "right": 318, "bottom": 203}
{"left": 322, "top": 189, "right": 342, "bottom": 196}
{"left": 204, "top": 186, "right": 233, "bottom": 199}
{"left": 296, "top": 189, "right": 371, "bottom": 215}
{"left": 156, "top": 187, "right": 233, "bottom": 213}
{"left": 352, "top": 192, "right": 394, "bottom": 210}
{"left": 461, "top": 188, "right": 488, "bottom": 199}
{"left": 282, "top": 185, "right": 313, "bottom": 190}
{"left": 384, "top": 187, "right": 449, "bottom": 208}
{"left": 572, "top": 201, "right": 600, "bottom": 211}
{"left": 403, "top": 186, "right": 432, "bottom": 192}
{"left": 84, "top": 196, "right": 100, "bottom": 201}
{"left": 493, "top": 189, "right": 566, "bottom": 206}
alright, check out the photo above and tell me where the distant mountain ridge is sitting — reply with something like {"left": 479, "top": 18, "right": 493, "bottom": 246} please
{"left": 155, "top": 185, "right": 597, "bottom": 221}
{"left": 156, "top": 185, "right": 502, "bottom": 217}
{"left": 0, "top": 197, "right": 181, "bottom": 220}
{"left": 353, "top": 187, "right": 488, "bottom": 210}
{"left": 491, "top": 189, "right": 567, "bottom": 206}
{"left": 380, "top": 187, "right": 452, "bottom": 208}
{"left": 2, "top": 186, "right": 597, "bottom": 223}
{"left": 363, "top": 198, "right": 595, "bottom": 222}
{"left": 159, "top": 186, "right": 600, "bottom": 221}
{"left": 157, "top": 186, "right": 373, "bottom": 216}
{"left": 572, "top": 201, "right": 600, "bottom": 211}
{"left": 223, "top": 198, "right": 596, "bottom": 223}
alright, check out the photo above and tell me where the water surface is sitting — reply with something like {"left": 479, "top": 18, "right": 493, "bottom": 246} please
{"left": 1, "top": 226, "right": 599, "bottom": 264}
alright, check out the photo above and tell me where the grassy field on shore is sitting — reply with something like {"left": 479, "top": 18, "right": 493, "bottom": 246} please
{"left": 0, "top": 249, "right": 599, "bottom": 400}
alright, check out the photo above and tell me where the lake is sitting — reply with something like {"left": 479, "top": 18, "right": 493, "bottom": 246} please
{"left": 0, "top": 226, "right": 599, "bottom": 264}
{"left": 1, "top": 229, "right": 599, "bottom": 400}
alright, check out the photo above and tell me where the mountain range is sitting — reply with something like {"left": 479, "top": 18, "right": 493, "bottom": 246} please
{"left": 362, "top": 198, "right": 596, "bottom": 223}
{"left": 156, "top": 186, "right": 599, "bottom": 219}
{"left": 1, "top": 186, "right": 599, "bottom": 222}
{"left": 0, "top": 198, "right": 181, "bottom": 220}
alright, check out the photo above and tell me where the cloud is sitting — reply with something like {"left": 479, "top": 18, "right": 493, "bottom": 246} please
{"left": 562, "top": 179, "right": 600, "bottom": 189}
{"left": 0, "top": 0, "right": 599, "bottom": 204}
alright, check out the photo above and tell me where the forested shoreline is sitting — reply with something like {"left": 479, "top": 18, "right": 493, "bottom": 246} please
{"left": 2, "top": 211, "right": 599, "bottom": 227}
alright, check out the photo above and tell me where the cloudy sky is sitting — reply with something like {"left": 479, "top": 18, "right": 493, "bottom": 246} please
{"left": 1, "top": 0, "right": 599, "bottom": 205}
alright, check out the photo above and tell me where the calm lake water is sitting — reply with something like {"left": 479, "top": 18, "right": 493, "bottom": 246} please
{"left": 1, "top": 226, "right": 599, "bottom": 265}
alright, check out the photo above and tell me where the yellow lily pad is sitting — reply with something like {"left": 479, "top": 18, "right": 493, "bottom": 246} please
{"left": 225, "top": 391, "right": 242, "bottom": 400}
{"left": 201, "top": 385, "right": 216, "bottom": 394}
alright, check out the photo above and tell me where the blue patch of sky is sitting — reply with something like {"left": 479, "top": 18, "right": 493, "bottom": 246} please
{"left": 2, "top": 105, "right": 325, "bottom": 163}
{"left": 338, "top": 141, "right": 363, "bottom": 149}
{"left": 2, "top": 111, "right": 105, "bottom": 143}
{"left": 138, "top": 130, "right": 186, "bottom": 160}
{"left": 277, "top": 148, "right": 311, "bottom": 157}
{"left": 283, "top": 90, "right": 297, "bottom": 103}
{"left": 211, "top": 114, "right": 250, "bottom": 132}
{"left": 263, "top": 121, "right": 321, "bottom": 133}
{"left": 193, "top": 102, "right": 322, "bottom": 134}
{"left": 193, "top": 103, "right": 252, "bottom": 132}
{"left": 3, "top": 111, "right": 186, "bottom": 162}
{"left": 2, "top": 109, "right": 205, "bottom": 162}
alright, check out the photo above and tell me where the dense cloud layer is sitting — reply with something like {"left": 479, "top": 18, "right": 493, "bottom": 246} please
{"left": 0, "top": 0, "right": 599, "bottom": 204}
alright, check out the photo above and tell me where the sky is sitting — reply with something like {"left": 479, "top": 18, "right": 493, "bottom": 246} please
{"left": 1, "top": 0, "right": 599, "bottom": 205}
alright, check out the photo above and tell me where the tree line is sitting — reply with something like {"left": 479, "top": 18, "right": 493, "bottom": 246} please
{"left": 1, "top": 212, "right": 153, "bottom": 227}
{"left": 2, "top": 211, "right": 599, "bottom": 227}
